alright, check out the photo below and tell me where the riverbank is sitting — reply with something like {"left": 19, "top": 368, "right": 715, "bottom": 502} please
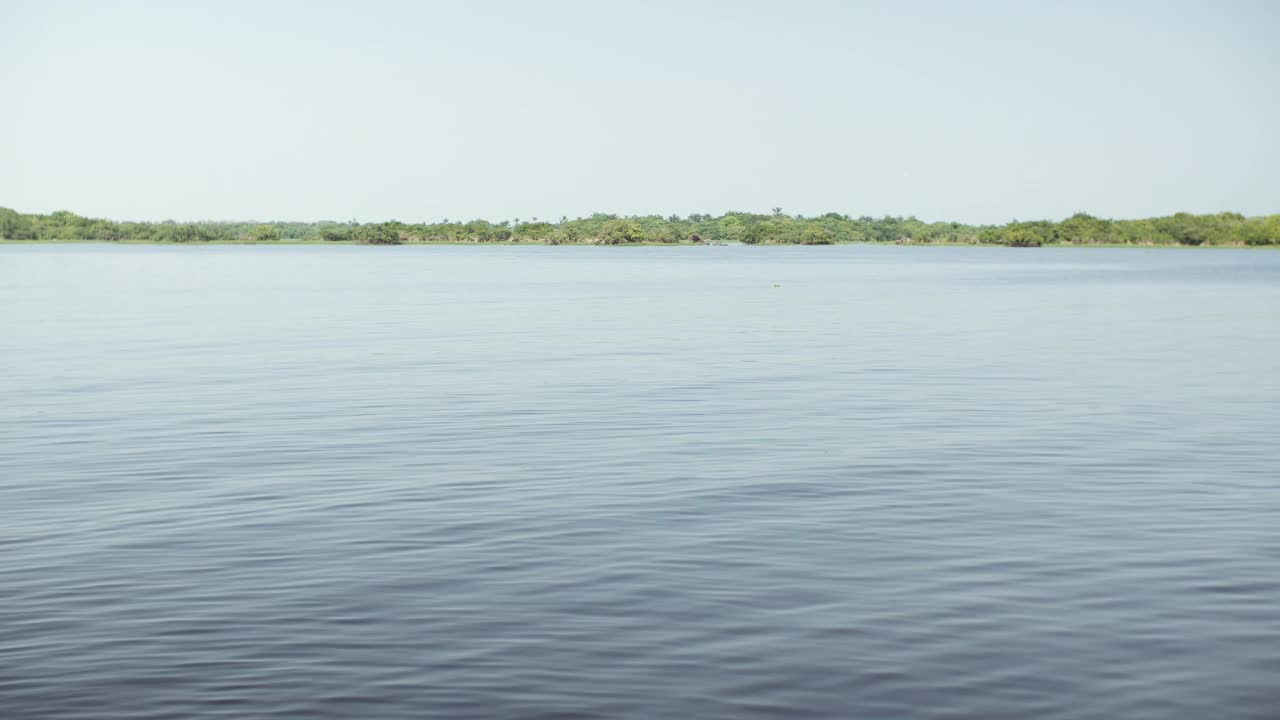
{"left": 3, "top": 239, "right": 1276, "bottom": 249}
{"left": 3, "top": 207, "right": 1277, "bottom": 247}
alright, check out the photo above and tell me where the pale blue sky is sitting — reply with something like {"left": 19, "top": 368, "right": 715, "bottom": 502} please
{"left": 1, "top": 0, "right": 1276, "bottom": 224}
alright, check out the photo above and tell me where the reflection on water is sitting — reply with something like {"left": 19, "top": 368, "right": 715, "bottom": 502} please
{"left": 2, "top": 245, "right": 1279, "bottom": 719}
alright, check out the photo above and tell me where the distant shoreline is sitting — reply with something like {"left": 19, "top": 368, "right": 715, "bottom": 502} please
{"left": 3, "top": 207, "right": 1277, "bottom": 247}
{"left": 3, "top": 239, "right": 1275, "bottom": 249}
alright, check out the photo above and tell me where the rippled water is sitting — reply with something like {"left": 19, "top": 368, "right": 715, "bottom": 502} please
{"left": 2, "top": 244, "right": 1278, "bottom": 719}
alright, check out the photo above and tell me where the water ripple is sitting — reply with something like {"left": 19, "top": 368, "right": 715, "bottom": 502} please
{"left": 2, "top": 245, "right": 1279, "bottom": 719}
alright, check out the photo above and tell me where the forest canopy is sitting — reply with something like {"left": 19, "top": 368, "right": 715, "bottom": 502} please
{"left": 1, "top": 207, "right": 1277, "bottom": 247}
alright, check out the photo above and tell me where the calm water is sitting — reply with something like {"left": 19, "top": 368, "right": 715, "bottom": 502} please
{"left": 3, "top": 244, "right": 1279, "bottom": 719}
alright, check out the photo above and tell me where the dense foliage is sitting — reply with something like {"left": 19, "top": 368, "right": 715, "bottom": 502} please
{"left": 2, "top": 207, "right": 1277, "bottom": 246}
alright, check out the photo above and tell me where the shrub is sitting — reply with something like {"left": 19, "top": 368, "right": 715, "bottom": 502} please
{"left": 1002, "top": 228, "right": 1042, "bottom": 247}
{"left": 353, "top": 224, "right": 402, "bottom": 245}
{"left": 247, "top": 224, "right": 281, "bottom": 242}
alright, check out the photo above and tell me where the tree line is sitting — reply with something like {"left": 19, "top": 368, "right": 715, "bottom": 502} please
{"left": 2, "top": 207, "right": 1277, "bottom": 247}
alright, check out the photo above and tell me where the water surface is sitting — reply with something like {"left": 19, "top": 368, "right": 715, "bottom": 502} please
{"left": 3, "top": 244, "right": 1278, "bottom": 718}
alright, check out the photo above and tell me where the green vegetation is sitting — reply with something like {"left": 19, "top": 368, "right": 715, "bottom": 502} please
{"left": 1, "top": 206, "right": 1277, "bottom": 247}
{"left": 247, "top": 224, "right": 281, "bottom": 243}
{"left": 352, "top": 223, "right": 402, "bottom": 245}
{"left": 1001, "top": 227, "right": 1043, "bottom": 248}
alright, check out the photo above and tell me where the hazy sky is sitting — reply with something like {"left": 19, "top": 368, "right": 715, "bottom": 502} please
{"left": 2, "top": 0, "right": 1277, "bottom": 224}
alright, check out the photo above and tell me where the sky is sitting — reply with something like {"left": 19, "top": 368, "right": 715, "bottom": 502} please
{"left": 1, "top": 0, "right": 1277, "bottom": 224}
